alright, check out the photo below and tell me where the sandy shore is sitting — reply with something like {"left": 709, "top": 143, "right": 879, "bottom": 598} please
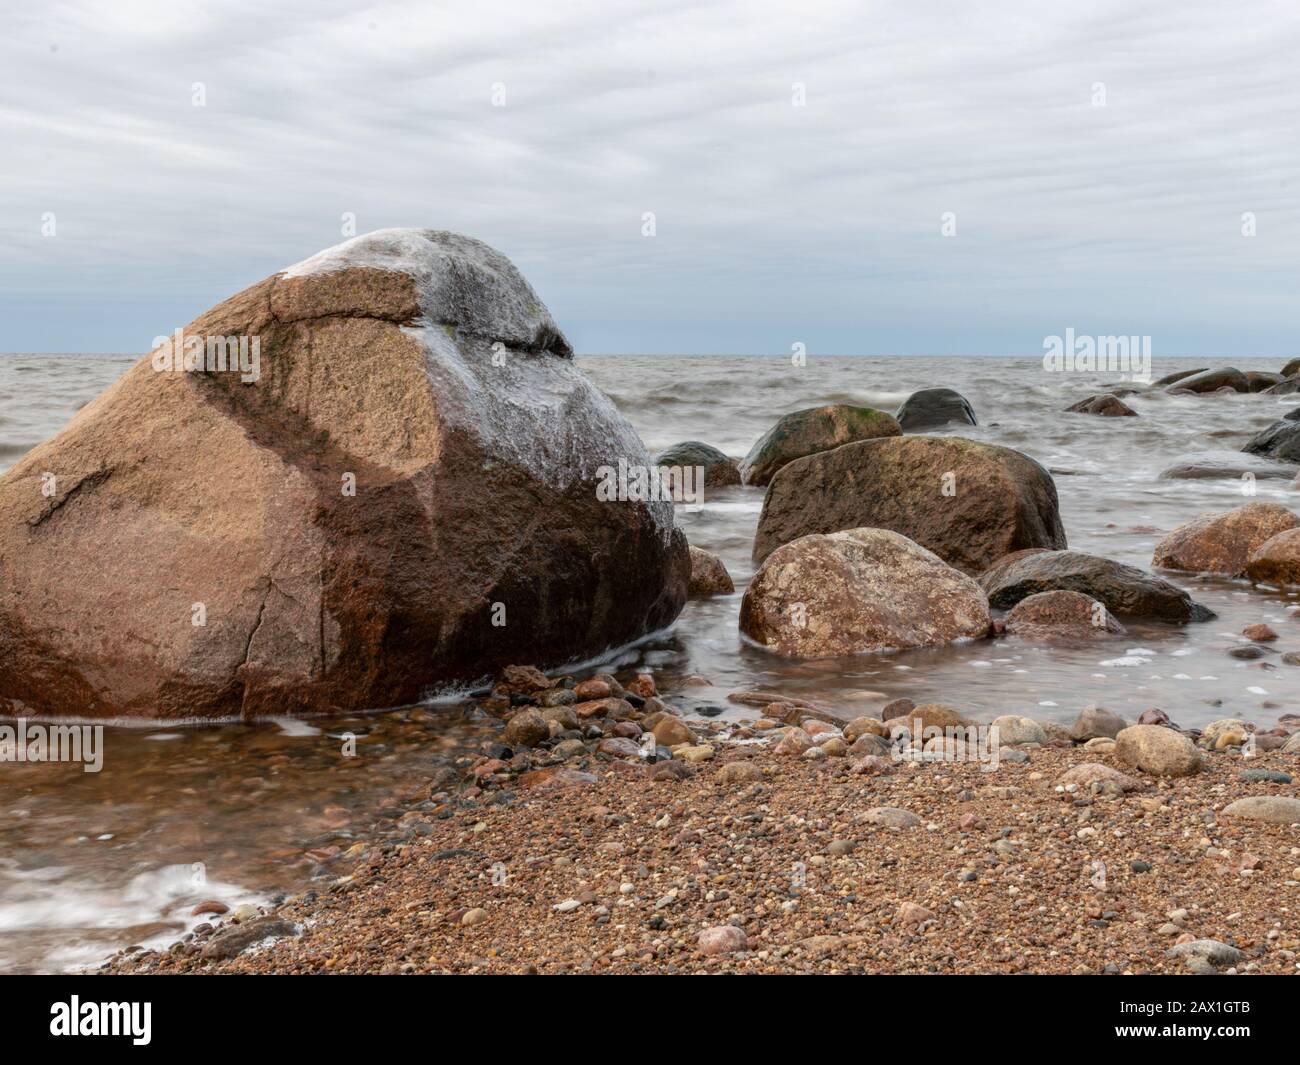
{"left": 107, "top": 675, "right": 1300, "bottom": 976}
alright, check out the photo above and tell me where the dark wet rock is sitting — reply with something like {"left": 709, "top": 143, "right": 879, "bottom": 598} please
{"left": 1153, "top": 368, "right": 1207, "bottom": 386}
{"left": 1003, "top": 590, "right": 1124, "bottom": 641}
{"left": 1152, "top": 502, "right": 1300, "bottom": 577}
{"left": 1065, "top": 394, "right": 1137, "bottom": 417}
{"left": 894, "top": 387, "right": 977, "bottom": 432}
{"left": 1264, "top": 375, "right": 1300, "bottom": 395}
{"left": 653, "top": 440, "right": 740, "bottom": 487}
{"left": 687, "top": 545, "right": 734, "bottom": 598}
{"left": 978, "top": 550, "right": 1214, "bottom": 622}
{"left": 1281, "top": 358, "right": 1300, "bottom": 377}
{"left": 1245, "top": 371, "right": 1285, "bottom": 392}
{"left": 1170, "top": 367, "right": 1248, "bottom": 393}
{"left": 1243, "top": 420, "right": 1300, "bottom": 462}
{"left": 739, "top": 528, "right": 991, "bottom": 660}
{"left": 753, "top": 435, "right": 1065, "bottom": 574}
{"left": 1158, "top": 462, "right": 1296, "bottom": 481}
{"left": 738, "top": 404, "right": 901, "bottom": 487}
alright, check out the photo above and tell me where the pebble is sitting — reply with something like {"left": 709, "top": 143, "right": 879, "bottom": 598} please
{"left": 698, "top": 925, "right": 748, "bottom": 955}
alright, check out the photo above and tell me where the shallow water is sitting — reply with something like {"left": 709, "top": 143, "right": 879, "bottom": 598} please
{"left": 2, "top": 351, "right": 1299, "bottom": 971}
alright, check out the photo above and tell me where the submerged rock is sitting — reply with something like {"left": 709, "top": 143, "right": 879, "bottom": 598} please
{"left": 738, "top": 404, "right": 900, "bottom": 487}
{"left": 1170, "top": 367, "right": 1249, "bottom": 393}
{"left": 1065, "top": 393, "right": 1137, "bottom": 417}
{"left": 1242, "top": 420, "right": 1300, "bottom": 462}
{"left": 752, "top": 436, "right": 1065, "bottom": 573}
{"left": 1152, "top": 501, "right": 1300, "bottom": 577}
{"left": 894, "top": 387, "right": 977, "bottom": 431}
{"left": 977, "top": 549, "right": 1214, "bottom": 622}
{"left": 0, "top": 229, "right": 689, "bottom": 719}
{"left": 739, "top": 528, "right": 991, "bottom": 659}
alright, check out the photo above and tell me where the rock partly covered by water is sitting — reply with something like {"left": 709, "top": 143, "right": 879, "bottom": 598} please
{"left": 739, "top": 528, "right": 991, "bottom": 659}
{"left": 1242, "top": 420, "right": 1300, "bottom": 462}
{"left": 752, "top": 436, "right": 1065, "bottom": 573}
{"left": 1065, "top": 393, "right": 1137, "bottom": 417}
{"left": 978, "top": 549, "right": 1214, "bottom": 622}
{"left": 1152, "top": 501, "right": 1300, "bottom": 577}
{"left": 738, "top": 404, "right": 900, "bottom": 487}
{"left": 894, "top": 387, "right": 977, "bottom": 431}
{"left": 1003, "top": 590, "right": 1125, "bottom": 641}
{"left": 653, "top": 441, "right": 740, "bottom": 487}
{"left": 0, "top": 229, "right": 689, "bottom": 719}
{"left": 1168, "top": 367, "right": 1249, "bottom": 394}
{"left": 1245, "top": 527, "right": 1300, "bottom": 586}
{"left": 687, "top": 546, "right": 734, "bottom": 598}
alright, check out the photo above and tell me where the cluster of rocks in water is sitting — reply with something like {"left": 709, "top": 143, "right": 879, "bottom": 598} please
{"left": 1066, "top": 362, "right": 1300, "bottom": 421}
{"left": 1061, "top": 360, "right": 1300, "bottom": 488}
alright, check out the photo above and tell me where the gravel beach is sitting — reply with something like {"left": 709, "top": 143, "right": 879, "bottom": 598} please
{"left": 108, "top": 672, "right": 1300, "bottom": 977}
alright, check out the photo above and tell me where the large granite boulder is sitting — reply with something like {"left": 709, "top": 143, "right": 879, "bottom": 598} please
{"left": 738, "top": 404, "right": 900, "bottom": 487}
{"left": 0, "top": 229, "right": 690, "bottom": 719}
{"left": 1152, "top": 502, "right": 1300, "bottom": 577}
{"left": 653, "top": 440, "right": 740, "bottom": 488}
{"left": 739, "top": 528, "right": 991, "bottom": 659}
{"left": 1242, "top": 420, "right": 1300, "bottom": 462}
{"left": 894, "top": 387, "right": 977, "bottom": 431}
{"left": 1281, "top": 358, "right": 1300, "bottom": 378}
{"left": 752, "top": 436, "right": 1065, "bottom": 573}
{"left": 977, "top": 550, "right": 1214, "bottom": 622}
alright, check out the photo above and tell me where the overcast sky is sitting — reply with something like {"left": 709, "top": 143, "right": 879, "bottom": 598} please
{"left": 3, "top": 0, "right": 1298, "bottom": 355}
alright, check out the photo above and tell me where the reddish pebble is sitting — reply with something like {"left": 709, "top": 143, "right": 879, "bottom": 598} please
{"left": 191, "top": 900, "right": 229, "bottom": 917}
{"left": 1242, "top": 623, "right": 1278, "bottom": 641}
